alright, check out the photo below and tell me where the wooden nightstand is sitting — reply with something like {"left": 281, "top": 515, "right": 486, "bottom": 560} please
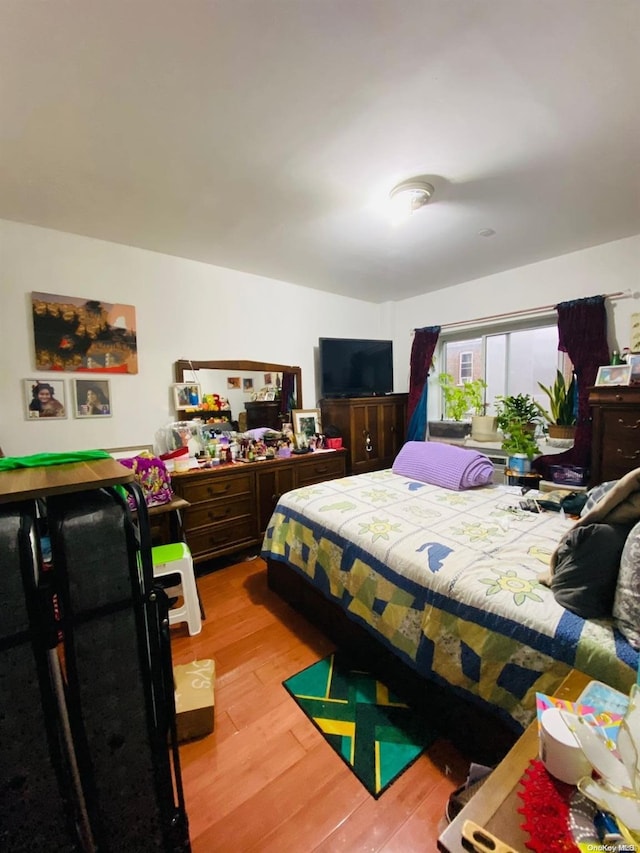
{"left": 437, "top": 669, "right": 591, "bottom": 853}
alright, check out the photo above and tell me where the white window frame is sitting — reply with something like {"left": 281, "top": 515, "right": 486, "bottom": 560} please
{"left": 459, "top": 351, "right": 473, "bottom": 383}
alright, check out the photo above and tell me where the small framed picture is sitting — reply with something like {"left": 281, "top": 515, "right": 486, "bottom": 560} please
{"left": 243, "top": 378, "right": 254, "bottom": 392}
{"left": 74, "top": 379, "right": 112, "bottom": 418}
{"left": 24, "top": 378, "right": 67, "bottom": 419}
{"left": 292, "top": 408, "right": 321, "bottom": 438}
{"left": 628, "top": 354, "right": 640, "bottom": 384}
{"left": 264, "top": 391, "right": 276, "bottom": 401}
{"left": 227, "top": 376, "right": 241, "bottom": 390}
{"left": 173, "top": 383, "right": 201, "bottom": 409}
{"left": 594, "top": 364, "right": 632, "bottom": 387}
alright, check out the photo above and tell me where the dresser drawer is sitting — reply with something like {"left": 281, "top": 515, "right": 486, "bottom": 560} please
{"left": 182, "top": 493, "right": 254, "bottom": 532}
{"left": 186, "top": 517, "right": 258, "bottom": 562}
{"left": 295, "top": 453, "right": 346, "bottom": 488}
{"left": 175, "top": 470, "right": 253, "bottom": 505}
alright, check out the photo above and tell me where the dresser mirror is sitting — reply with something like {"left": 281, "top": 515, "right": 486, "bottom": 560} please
{"left": 174, "top": 359, "right": 302, "bottom": 424}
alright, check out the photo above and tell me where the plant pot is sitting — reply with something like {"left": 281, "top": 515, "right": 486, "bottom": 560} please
{"left": 508, "top": 453, "right": 531, "bottom": 475}
{"left": 428, "top": 420, "right": 471, "bottom": 439}
{"left": 471, "top": 415, "right": 499, "bottom": 442}
{"left": 547, "top": 424, "right": 576, "bottom": 441}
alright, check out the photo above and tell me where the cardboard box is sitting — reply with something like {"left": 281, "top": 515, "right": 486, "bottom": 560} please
{"left": 174, "top": 659, "right": 215, "bottom": 742}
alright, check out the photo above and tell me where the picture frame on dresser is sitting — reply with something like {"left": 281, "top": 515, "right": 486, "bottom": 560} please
{"left": 594, "top": 364, "right": 631, "bottom": 387}
{"left": 628, "top": 354, "right": 640, "bottom": 384}
{"left": 292, "top": 409, "right": 321, "bottom": 438}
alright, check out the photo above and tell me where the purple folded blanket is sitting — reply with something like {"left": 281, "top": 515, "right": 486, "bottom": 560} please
{"left": 392, "top": 441, "right": 494, "bottom": 490}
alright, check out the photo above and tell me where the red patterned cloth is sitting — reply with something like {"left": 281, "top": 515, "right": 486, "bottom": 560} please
{"left": 517, "top": 759, "right": 580, "bottom": 853}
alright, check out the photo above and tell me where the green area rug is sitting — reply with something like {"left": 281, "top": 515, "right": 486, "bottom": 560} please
{"left": 283, "top": 651, "right": 439, "bottom": 797}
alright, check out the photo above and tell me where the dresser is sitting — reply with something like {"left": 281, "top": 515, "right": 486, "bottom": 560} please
{"left": 589, "top": 385, "right": 640, "bottom": 485}
{"left": 171, "top": 450, "right": 347, "bottom": 564}
{"left": 320, "top": 395, "right": 408, "bottom": 475}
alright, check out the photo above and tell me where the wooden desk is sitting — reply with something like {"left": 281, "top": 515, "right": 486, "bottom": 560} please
{"left": 0, "top": 458, "right": 134, "bottom": 503}
{"left": 438, "top": 669, "right": 591, "bottom": 853}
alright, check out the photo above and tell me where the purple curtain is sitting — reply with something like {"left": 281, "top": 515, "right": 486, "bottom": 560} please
{"left": 533, "top": 295, "right": 610, "bottom": 479}
{"left": 280, "top": 371, "right": 295, "bottom": 419}
{"left": 408, "top": 326, "right": 441, "bottom": 425}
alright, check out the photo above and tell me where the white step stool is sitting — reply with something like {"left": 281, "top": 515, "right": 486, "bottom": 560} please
{"left": 151, "top": 542, "right": 202, "bottom": 636}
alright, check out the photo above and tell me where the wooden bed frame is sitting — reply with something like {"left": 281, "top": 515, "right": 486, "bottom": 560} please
{"left": 266, "top": 558, "right": 518, "bottom": 764}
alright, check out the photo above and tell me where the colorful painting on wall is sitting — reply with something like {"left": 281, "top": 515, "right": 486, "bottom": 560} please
{"left": 31, "top": 291, "right": 138, "bottom": 373}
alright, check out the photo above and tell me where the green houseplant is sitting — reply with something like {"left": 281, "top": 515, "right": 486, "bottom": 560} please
{"left": 494, "top": 393, "right": 542, "bottom": 433}
{"left": 429, "top": 374, "right": 488, "bottom": 438}
{"left": 537, "top": 370, "right": 577, "bottom": 439}
{"left": 501, "top": 420, "right": 540, "bottom": 462}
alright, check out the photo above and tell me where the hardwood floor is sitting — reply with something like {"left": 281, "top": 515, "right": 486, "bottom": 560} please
{"left": 169, "top": 558, "right": 478, "bottom": 852}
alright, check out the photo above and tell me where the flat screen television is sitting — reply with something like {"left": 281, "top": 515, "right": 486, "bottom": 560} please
{"left": 319, "top": 337, "right": 394, "bottom": 398}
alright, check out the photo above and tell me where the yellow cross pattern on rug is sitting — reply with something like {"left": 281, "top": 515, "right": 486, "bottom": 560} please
{"left": 283, "top": 651, "right": 438, "bottom": 797}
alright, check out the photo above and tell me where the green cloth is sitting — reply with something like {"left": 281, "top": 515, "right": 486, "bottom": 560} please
{"left": 0, "top": 450, "right": 111, "bottom": 472}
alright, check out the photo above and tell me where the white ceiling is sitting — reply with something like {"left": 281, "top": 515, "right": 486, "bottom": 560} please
{"left": 1, "top": 0, "right": 639, "bottom": 304}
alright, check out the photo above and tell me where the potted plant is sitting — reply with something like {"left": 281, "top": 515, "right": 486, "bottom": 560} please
{"left": 537, "top": 370, "right": 577, "bottom": 440}
{"left": 429, "top": 374, "right": 487, "bottom": 439}
{"left": 501, "top": 421, "right": 540, "bottom": 473}
{"left": 494, "top": 393, "right": 542, "bottom": 433}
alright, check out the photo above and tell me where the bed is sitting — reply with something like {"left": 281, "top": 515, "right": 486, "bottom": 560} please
{"left": 261, "top": 467, "right": 638, "bottom": 733}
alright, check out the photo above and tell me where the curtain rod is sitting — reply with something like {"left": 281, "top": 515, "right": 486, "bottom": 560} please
{"left": 416, "top": 290, "right": 631, "bottom": 332}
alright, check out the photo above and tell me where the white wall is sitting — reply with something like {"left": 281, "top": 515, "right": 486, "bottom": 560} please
{"left": 390, "top": 235, "right": 640, "bottom": 400}
{"left": 0, "top": 219, "right": 383, "bottom": 456}
{"left": 2, "top": 219, "right": 638, "bottom": 458}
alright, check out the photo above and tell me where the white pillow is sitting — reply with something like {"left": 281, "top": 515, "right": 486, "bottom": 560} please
{"left": 613, "top": 519, "right": 640, "bottom": 650}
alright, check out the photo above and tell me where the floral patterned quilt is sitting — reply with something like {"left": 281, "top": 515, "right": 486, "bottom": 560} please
{"left": 261, "top": 470, "right": 638, "bottom": 730}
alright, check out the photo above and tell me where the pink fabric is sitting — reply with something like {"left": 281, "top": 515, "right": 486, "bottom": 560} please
{"left": 392, "top": 441, "right": 494, "bottom": 490}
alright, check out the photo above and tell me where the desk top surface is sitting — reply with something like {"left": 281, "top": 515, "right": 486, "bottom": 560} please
{"left": 0, "top": 458, "right": 134, "bottom": 503}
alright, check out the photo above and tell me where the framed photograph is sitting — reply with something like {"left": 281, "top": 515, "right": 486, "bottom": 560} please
{"left": 628, "top": 354, "right": 640, "bottom": 384}
{"left": 227, "top": 376, "right": 241, "bottom": 390}
{"left": 292, "top": 408, "right": 321, "bottom": 438}
{"left": 24, "top": 378, "right": 67, "bottom": 420}
{"left": 74, "top": 379, "right": 112, "bottom": 417}
{"left": 264, "top": 391, "right": 276, "bottom": 401}
{"left": 242, "top": 378, "right": 254, "bottom": 392}
{"left": 594, "top": 364, "right": 632, "bottom": 387}
{"left": 173, "top": 383, "right": 201, "bottom": 409}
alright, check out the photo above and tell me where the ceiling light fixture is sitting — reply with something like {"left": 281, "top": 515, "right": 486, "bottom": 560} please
{"left": 389, "top": 177, "right": 435, "bottom": 224}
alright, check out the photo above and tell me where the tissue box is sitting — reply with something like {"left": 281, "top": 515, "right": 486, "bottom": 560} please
{"left": 174, "top": 659, "right": 215, "bottom": 742}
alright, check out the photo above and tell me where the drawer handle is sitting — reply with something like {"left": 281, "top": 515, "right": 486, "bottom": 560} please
{"left": 618, "top": 418, "right": 640, "bottom": 429}
{"left": 364, "top": 432, "right": 373, "bottom": 453}
{"left": 207, "top": 483, "right": 230, "bottom": 497}
{"left": 616, "top": 448, "right": 640, "bottom": 460}
{"left": 208, "top": 506, "right": 231, "bottom": 520}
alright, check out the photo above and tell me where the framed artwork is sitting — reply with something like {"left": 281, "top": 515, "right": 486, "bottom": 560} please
{"left": 594, "top": 364, "right": 632, "bottom": 387}
{"left": 264, "top": 372, "right": 272, "bottom": 384}
{"left": 24, "top": 378, "right": 67, "bottom": 420}
{"left": 74, "top": 379, "right": 112, "bottom": 417}
{"left": 227, "top": 376, "right": 241, "bottom": 390}
{"left": 173, "top": 383, "right": 201, "bottom": 409}
{"left": 243, "top": 378, "right": 254, "bottom": 392}
{"left": 264, "top": 391, "right": 276, "bottom": 401}
{"left": 292, "top": 408, "right": 321, "bottom": 437}
{"left": 31, "top": 291, "right": 138, "bottom": 374}
{"left": 628, "top": 354, "right": 640, "bottom": 384}
{"left": 631, "top": 312, "right": 640, "bottom": 353}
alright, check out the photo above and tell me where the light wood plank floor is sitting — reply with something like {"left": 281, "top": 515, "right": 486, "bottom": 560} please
{"left": 170, "top": 558, "right": 482, "bottom": 852}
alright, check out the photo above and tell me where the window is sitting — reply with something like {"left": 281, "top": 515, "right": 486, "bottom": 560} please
{"left": 438, "top": 321, "right": 573, "bottom": 418}
{"left": 459, "top": 352, "right": 473, "bottom": 383}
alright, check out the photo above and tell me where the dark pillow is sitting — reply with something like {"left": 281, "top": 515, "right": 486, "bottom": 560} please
{"left": 551, "top": 523, "right": 631, "bottom": 618}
